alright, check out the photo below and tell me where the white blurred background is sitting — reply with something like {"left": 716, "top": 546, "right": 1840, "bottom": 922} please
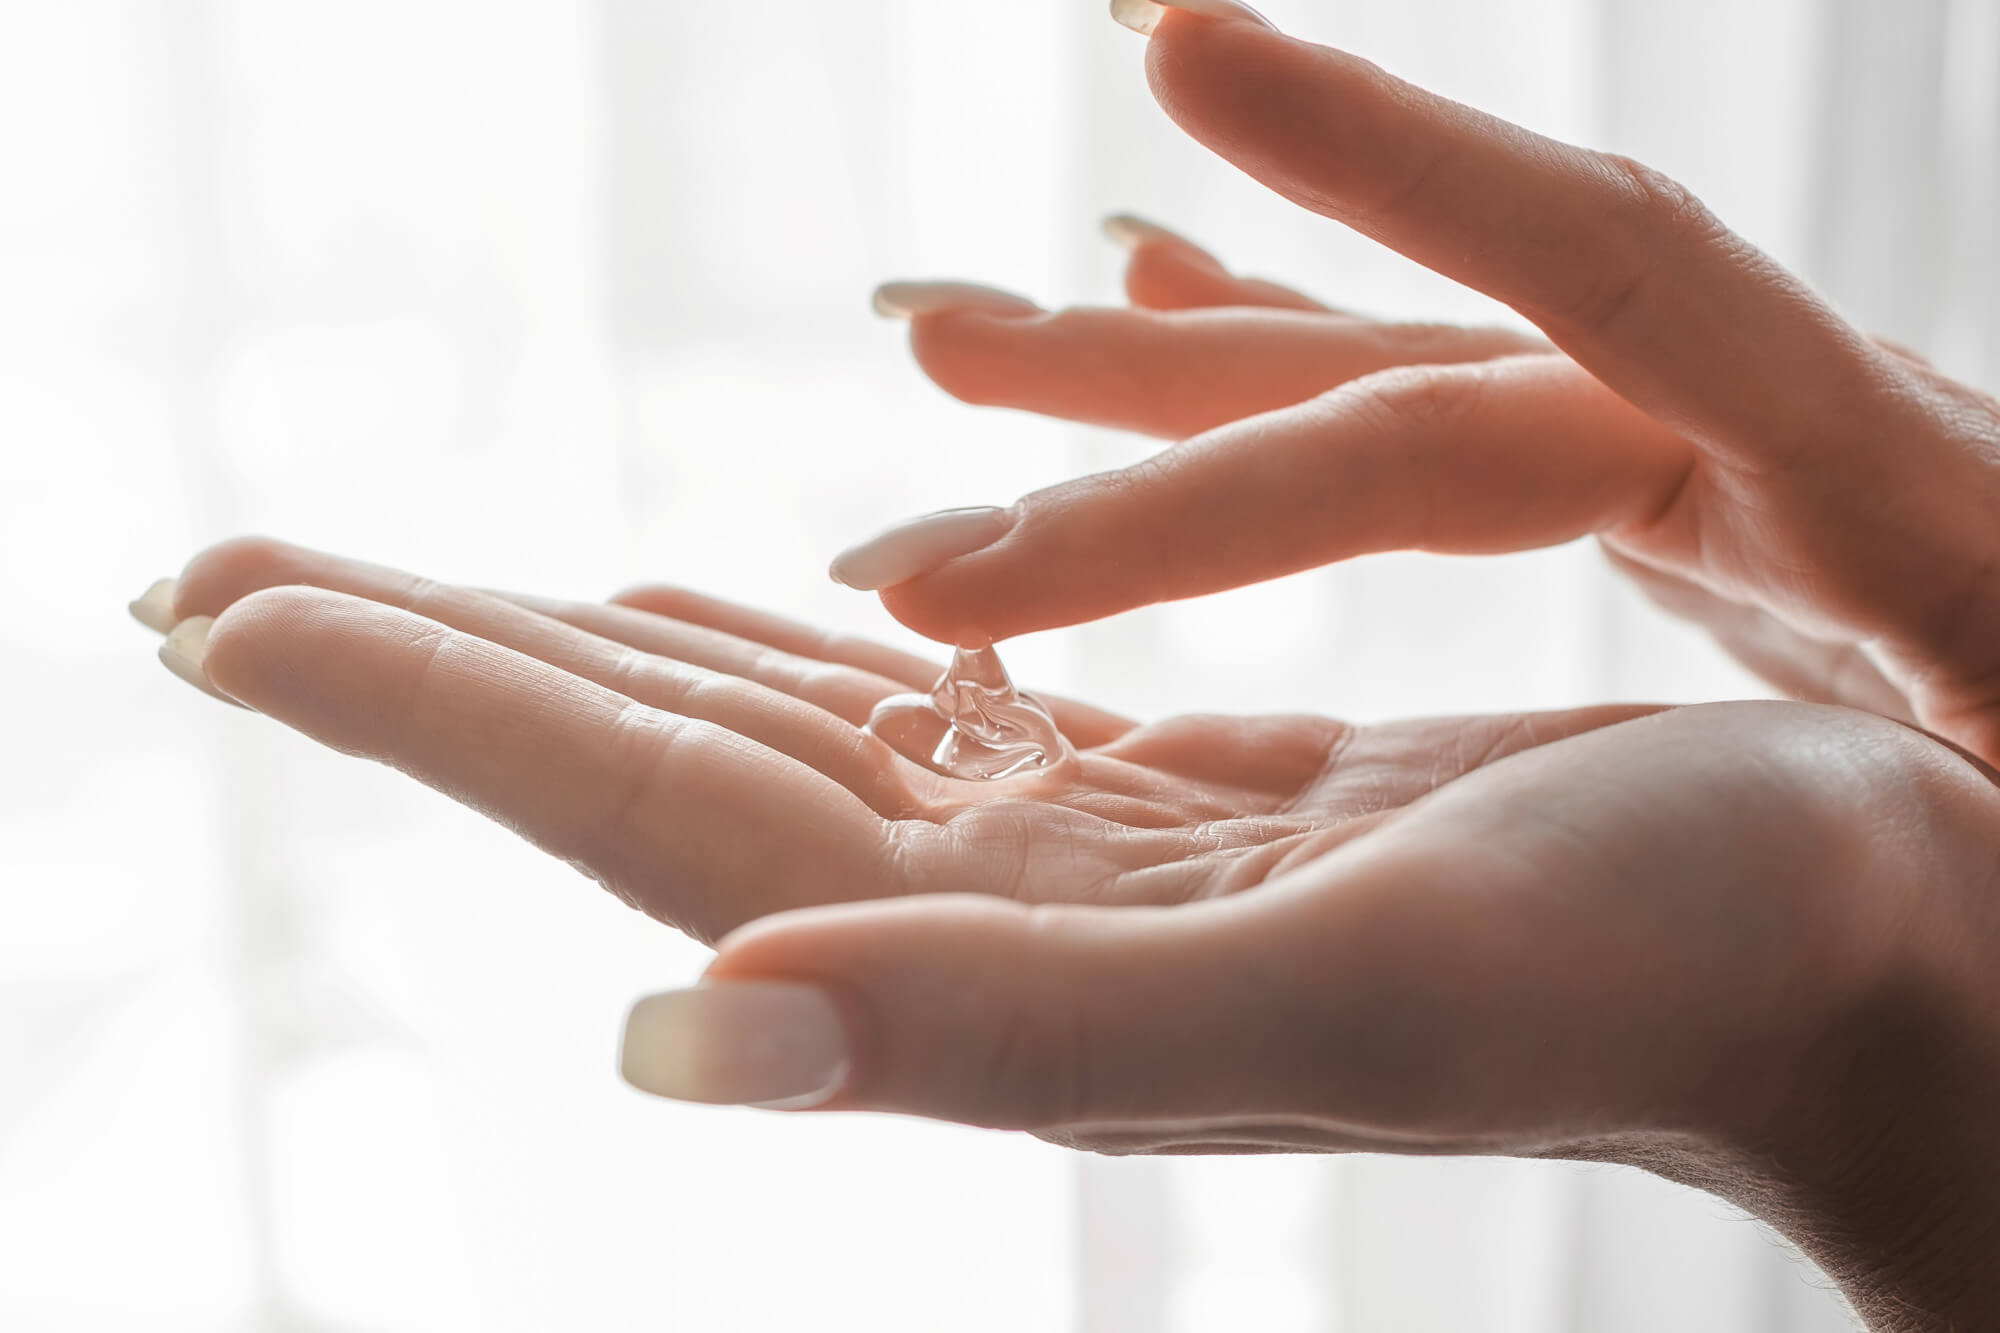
{"left": 3, "top": 0, "right": 1996, "bottom": 1329}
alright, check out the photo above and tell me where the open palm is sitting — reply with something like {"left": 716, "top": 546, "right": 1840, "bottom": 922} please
{"left": 148, "top": 539, "right": 1664, "bottom": 944}
{"left": 139, "top": 537, "right": 2000, "bottom": 1324}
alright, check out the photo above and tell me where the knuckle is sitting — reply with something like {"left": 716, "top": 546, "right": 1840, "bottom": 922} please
{"left": 1373, "top": 320, "right": 1478, "bottom": 362}
{"left": 1331, "top": 363, "right": 1489, "bottom": 438}
{"left": 1597, "top": 153, "right": 1719, "bottom": 241}
{"left": 579, "top": 703, "right": 693, "bottom": 909}
{"left": 1542, "top": 154, "right": 1727, "bottom": 340}
{"left": 1316, "top": 365, "right": 1495, "bottom": 550}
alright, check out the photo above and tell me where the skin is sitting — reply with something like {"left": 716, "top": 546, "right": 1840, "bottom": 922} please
{"left": 148, "top": 538, "right": 2000, "bottom": 1329}
{"left": 872, "top": 8, "right": 2000, "bottom": 770}
{"left": 133, "top": 6, "right": 2000, "bottom": 1329}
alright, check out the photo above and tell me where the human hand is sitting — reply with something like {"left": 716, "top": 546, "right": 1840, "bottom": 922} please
{"left": 652, "top": 697, "right": 2000, "bottom": 1333}
{"left": 136, "top": 538, "right": 2000, "bottom": 1324}
{"left": 135, "top": 536, "right": 1653, "bottom": 943}
{"left": 847, "top": 0, "right": 2000, "bottom": 763}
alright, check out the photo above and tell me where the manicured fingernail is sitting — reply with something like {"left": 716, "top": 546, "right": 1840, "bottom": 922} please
{"left": 130, "top": 578, "right": 179, "bottom": 633}
{"left": 1110, "top": 0, "right": 1274, "bottom": 36}
{"left": 829, "top": 506, "right": 1016, "bottom": 591}
{"left": 159, "top": 616, "right": 217, "bottom": 691}
{"left": 157, "top": 615, "right": 250, "bottom": 709}
{"left": 872, "top": 281, "right": 1042, "bottom": 320}
{"left": 1102, "top": 212, "right": 1203, "bottom": 253}
{"left": 620, "top": 984, "right": 851, "bottom": 1110}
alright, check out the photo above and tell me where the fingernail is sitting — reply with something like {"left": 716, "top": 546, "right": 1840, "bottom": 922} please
{"left": 158, "top": 616, "right": 218, "bottom": 692}
{"left": 620, "top": 984, "right": 851, "bottom": 1110}
{"left": 829, "top": 506, "right": 1016, "bottom": 591}
{"left": 129, "top": 578, "right": 179, "bottom": 633}
{"left": 872, "top": 281, "right": 1042, "bottom": 320}
{"left": 1102, "top": 212, "right": 1203, "bottom": 253}
{"left": 157, "top": 615, "right": 250, "bottom": 709}
{"left": 1110, "top": 0, "right": 1275, "bottom": 36}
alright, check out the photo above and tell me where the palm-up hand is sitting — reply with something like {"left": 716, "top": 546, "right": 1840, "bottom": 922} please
{"left": 142, "top": 540, "right": 2000, "bottom": 1321}
{"left": 139, "top": 542, "right": 1991, "bottom": 1131}
{"left": 148, "top": 538, "right": 1670, "bottom": 941}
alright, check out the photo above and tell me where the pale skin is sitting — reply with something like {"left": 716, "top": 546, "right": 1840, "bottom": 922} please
{"left": 132, "top": 1, "right": 2000, "bottom": 1328}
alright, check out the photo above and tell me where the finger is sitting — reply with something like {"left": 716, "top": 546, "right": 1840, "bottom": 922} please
{"left": 621, "top": 894, "right": 1346, "bottom": 1128}
{"left": 193, "top": 584, "right": 896, "bottom": 941}
{"left": 609, "top": 584, "right": 946, "bottom": 693}
{"left": 1102, "top": 212, "right": 1338, "bottom": 312}
{"left": 502, "top": 592, "right": 916, "bottom": 729}
{"left": 860, "top": 356, "right": 1691, "bottom": 644}
{"left": 613, "top": 860, "right": 1633, "bottom": 1135}
{"left": 1139, "top": 9, "right": 1893, "bottom": 458}
{"left": 907, "top": 301, "right": 1545, "bottom": 440}
{"left": 169, "top": 536, "right": 958, "bottom": 738}
{"left": 601, "top": 584, "right": 1137, "bottom": 749}
{"left": 168, "top": 538, "right": 917, "bottom": 815}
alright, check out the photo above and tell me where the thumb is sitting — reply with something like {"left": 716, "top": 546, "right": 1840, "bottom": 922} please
{"left": 616, "top": 894, "right": 1334, "bottom": 1131}
{"left": 834, "top": 356, "right": 1683, "bottom": 645}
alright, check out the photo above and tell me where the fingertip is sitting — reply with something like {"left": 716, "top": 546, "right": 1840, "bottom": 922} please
{"left": 873, "top": 580, "right": 997, "bottom": 648}
{"left": 129, "top": 577, "right": 180, "bottom": 634}
{"left": 872, "top": 487, "right": 1171, "bottom": 644}
{"left": 197, "top": 584, "right": 310, "bottom": 704}
{"left": 1122, "top": 240, "right": 1232, "bottom": 310}
{"left": 903, "top": 311, "right": 1016, "bottom": 408}
{"left": 172, "top": 534, "right": 318, "bottom": 618}
{"left": 903, "top": 303, "right": 1100, "bottom": 414}
{"left": 156, "top": 616, "right": 232, "bottom": 705}
{"left": 1143, "top": 11, "right": 1357, "bottom": 179}
{"left": 201, "top": 583, "right": 390, "bottom": 712}
{"left": 618, "top": 983, "right": 853, "bottom": 1111}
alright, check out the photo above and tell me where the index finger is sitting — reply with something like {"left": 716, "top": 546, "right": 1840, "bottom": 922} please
{"left": 1139, "top": 7, "right": 1894, "bottom": 459}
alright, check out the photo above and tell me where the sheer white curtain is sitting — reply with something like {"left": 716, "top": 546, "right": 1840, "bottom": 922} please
{"left": 4, "top": 0, "right": 1994, "bottom": 1329}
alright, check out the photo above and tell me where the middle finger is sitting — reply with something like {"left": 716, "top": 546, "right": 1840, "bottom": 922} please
{"left": 901, "top": 301, "right": 1546, "bottom": 440}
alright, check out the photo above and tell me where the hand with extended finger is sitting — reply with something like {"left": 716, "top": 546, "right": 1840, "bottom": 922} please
{"left": 853, "top": 0, "right": 2000, "bottom": 761}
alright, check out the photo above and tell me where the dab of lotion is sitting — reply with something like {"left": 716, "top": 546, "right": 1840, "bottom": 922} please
{"left": 866, "top": 642, "right": 1071, "bottom": 780}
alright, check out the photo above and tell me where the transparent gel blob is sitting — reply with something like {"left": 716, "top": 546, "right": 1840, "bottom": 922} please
{"left": 865, "top": 643, "right": 1072, "bottom": 780}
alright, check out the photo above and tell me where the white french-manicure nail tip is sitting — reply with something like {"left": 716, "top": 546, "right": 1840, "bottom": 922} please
{"left": 1102, "top": 213, "right": 1187, "bottom": 251}
{"left": 158, "top": 616, "right": 216, "bottom": 691}
{"left": 130, "top": 578, "right": 179, "bottom": 634}
{"left": 828, "top": 507, "right": 1015, "bottom": 591}
{"left": 620, "top": 984, "right": 850, "bottom": 1110}
{"left": 1110, "top": 0, "right": 1273, "bottom": 36}
{"left": 872, "top": 281, "right": 1041, "bottom": 320}
{"left": 1109, "top": 0, "right": 1165, "bottom": 34}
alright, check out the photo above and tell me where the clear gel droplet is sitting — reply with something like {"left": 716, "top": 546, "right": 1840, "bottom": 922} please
{"left": 866, "top": 643, "right": 1072, "bottom": 780}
